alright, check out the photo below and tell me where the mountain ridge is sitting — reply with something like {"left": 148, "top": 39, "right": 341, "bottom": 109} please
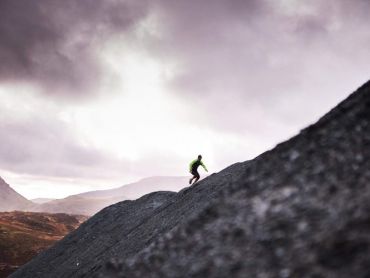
{"left": 0, "top": 176, "right": 189, "bottom": 216}
{"left": 32, "top": 176, "right": 189, "bottom": 215}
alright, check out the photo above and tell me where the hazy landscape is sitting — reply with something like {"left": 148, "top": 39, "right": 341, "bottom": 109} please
{"left": 31, "top": 176, "right": 189, "bottom": 215}
{"left": 0, "top": 176, "right": 189, "bottom": 215}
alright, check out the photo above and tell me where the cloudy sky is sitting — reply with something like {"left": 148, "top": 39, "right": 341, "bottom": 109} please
{"left": 1, "top": 0, "right": 369, "bottom": 199}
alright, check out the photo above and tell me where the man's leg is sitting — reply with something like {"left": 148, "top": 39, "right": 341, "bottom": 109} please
{"left": 189, "top": 170, "right": 196, "bottom": 184}
{"left": 193, "top": 172, "right": 200, "bottom": 184}
{"left": 189, "top": 176, "right": 194, "bottom": 184}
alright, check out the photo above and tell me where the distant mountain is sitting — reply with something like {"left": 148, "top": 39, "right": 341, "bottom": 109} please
{"left": 0, "top": 177, "right": 34, "bottom": 211}
{"left": 33, "top": 195, "right": 125, "bottom": 216}
{"left": 33, "top": 176, "right": 189, "bottom": 215}
{"left": 31, "top": 198, "right": 55, "bottom": 204}
{"left": 77, "top": 176, "right": 189, "bottom": 199}
{"left": 0, "top": 211, "right": 87, "bottom": 278}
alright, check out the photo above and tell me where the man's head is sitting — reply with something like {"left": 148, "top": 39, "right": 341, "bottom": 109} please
{"left": 198, "top": 155, "right": 202, "bottom": 160}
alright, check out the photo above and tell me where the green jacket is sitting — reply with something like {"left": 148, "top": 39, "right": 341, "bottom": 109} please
{"left": 189, "top": 159, "right": 208, "bottom": 172}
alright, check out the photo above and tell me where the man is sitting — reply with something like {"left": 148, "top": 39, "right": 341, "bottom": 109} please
{"left": 189, "top": 155, "right": 208, "bottom": 185}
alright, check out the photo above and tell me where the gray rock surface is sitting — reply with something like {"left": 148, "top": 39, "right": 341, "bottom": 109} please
{"left": 11, "top": 80, "right": 370, "bottom": 278}
{"left": 10, "top": 191, "right": 176, "bottom": 278}
{"left": 98, "top": 80, "right": 370, "bottom": 278}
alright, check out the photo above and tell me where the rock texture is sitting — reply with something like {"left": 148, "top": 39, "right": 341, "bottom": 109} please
{"left": 11, "top": 191, "right": 179, "bottom": 278}
{"left": 11, "top": 80, "right": 370, "bottom": 278}
{"left": 0, "top": 177, "right": 33, "bottom": 211}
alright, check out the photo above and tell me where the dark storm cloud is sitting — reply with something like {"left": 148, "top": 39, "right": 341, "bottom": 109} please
{"left": 0, "top": 0, "right": 149, "bottom": 96}
{"left": 139, "top": 0, "right": 370, "bottom": 132}
{"left": 0, "top": 115, "right": 128, "bottom": 178}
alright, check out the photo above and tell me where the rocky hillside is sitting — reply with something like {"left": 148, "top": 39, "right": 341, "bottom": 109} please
{"left": 0, "top": 211, "right": 87, "bottom": 278}
{"left": 0, "top": 177, "right": 33, "bottom": 211}
{"left": 11, "top": 192, "right": 179, "bottom": 277}
{"left": 11, "top": 80, "right": 370, "bottom": 278}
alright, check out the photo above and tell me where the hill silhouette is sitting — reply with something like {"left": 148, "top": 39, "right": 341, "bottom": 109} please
{"left": 11, "top": 80, "right": 370, "bottom": 278}
{"left": 32, "top": 176, "right": 189, "bottom": 215}
{"left": 0, "top": 177, "right": 33, "bottom": 211}
{"left": 0, "top": 176, "right": 189, "bottom": 216}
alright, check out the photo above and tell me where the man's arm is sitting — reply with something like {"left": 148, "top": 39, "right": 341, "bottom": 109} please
{"left": 201, "top": 162, "right": 208, "bottom": 172}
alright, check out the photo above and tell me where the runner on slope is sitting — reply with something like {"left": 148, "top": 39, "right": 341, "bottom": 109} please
{"left": 189, "top": 155, "right": 208, "bottom": 185}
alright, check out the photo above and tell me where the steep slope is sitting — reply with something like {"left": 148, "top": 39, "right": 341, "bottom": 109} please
{"left": 0, "top": 211, "right": 87, "bottom": 278}
{"left": 11, "top": 171, "right": 232, "bottom": 278}
{"left": 11, "top": 80, "right": 370, "bottom": 278}
{"left": 11, "top": 192, "right": 177, "bottom": 278}
{"left": 0, "top": 177, "right": 34, "bottom": 211}
{"left": 33, "top": 176, "right": 189, "bottom": 215}
{"left": 97, "top": 81, "right": 370, "bottom": 278}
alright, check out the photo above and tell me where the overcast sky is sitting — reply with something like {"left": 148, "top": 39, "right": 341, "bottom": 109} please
{"left": 1, "top": 0, "right": 369, "bottom": 199}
